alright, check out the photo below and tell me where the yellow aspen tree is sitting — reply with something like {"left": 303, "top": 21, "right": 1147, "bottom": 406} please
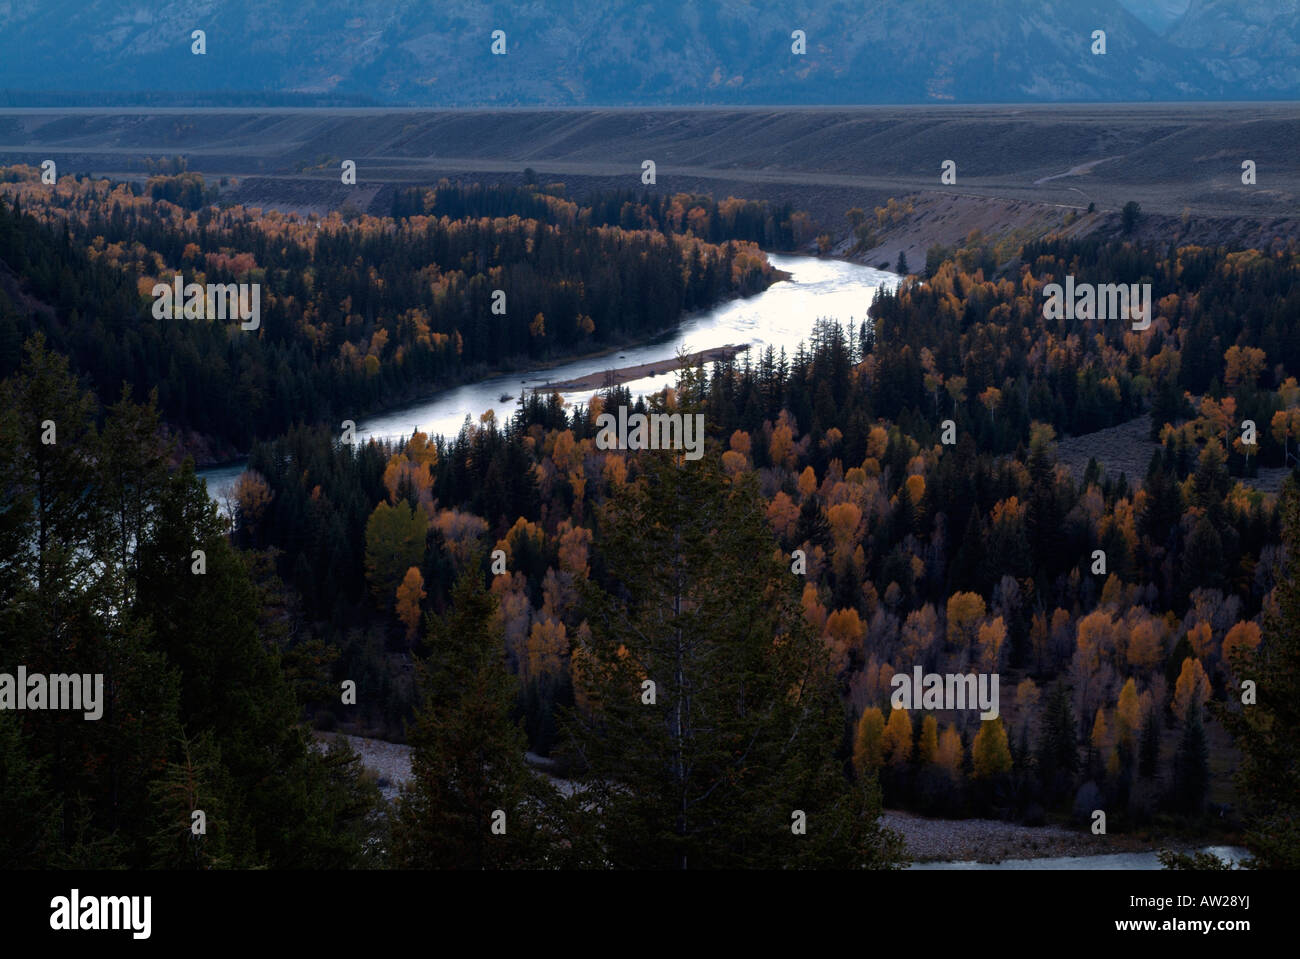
{"left": 899, "top": 604, "right": 941, "bottom": 665}
{"left": 946, "top": 592, "right": 986, "bottom": 649}
{"left": 971, "top": 717, "right": 1012, "bottom": 779}
{"left": 977, "top": 616, "right": 1007, "bottom": 672}
{"left": 1187, "top": 621, "right": 1215, "bottom": 661}
{"left": 979, "top": 386, "right": 1002, "bottom": 426}
{"left": 557, "top": 523, "right": 593, "bottom": 578}
{"left": 1115, "top": 678, "right": 1140, "bottom": 748}
{"left": 1090, "top": 707, "right": 1110, "bottom": 755}
{"left": 905, "top": 473, "right": 926, "bottom": 507}
{"left": 1222, "top": 621, "right": 1262, "bottom": 671}
{"left": 827, "top": 501, "right": 863, "bottom": 571}
{"left": 797, "top": 465, "right": 818, "bottom": 499}
{"left": 936, "top": 724, "right": 963, "bottom": 778}
{"left": 526, "top": 618, "right": 568, "bottom": 680}
{"left": 1172, "top": 656, "right": 1212, "bottom": 722}
{"left": 801, "top": 583, "right": 828, "bottom": 632}
{"left": 769, "top": 421, "right": 795, "bottom": 471}
{"left": 602, "top": 453, "right": 628, "bottom": 489}
{"left": 866, "top": 425, "right": 889, "bottom": 461}
{"left": 853, "top": 706, "right": 885, "bottom": 775}
{"left": 1127, "top": 615, "right": 1165, "bottom": 670}
{"left": 406, "top": 430, "right": 438, "bottom": 468}
{"left": 766, "top": 491, "right": 799, "bottom": 541}
{"left": 825, "top": 607, "right": 866, "bottom": 662}
{"left": 1270, "top": 409, "right": 1300, "bottom": 466}
{"left": 551, "top": 429, "right": 578, "bottom": 473}
{"left": 1223, "top": 345, "right": 1266, "bottom": 389}
{"left": 917, "top": 714, "right": 939, "bottom": 765}
{"left": 721, "top": 449, "right": 748, "bottom": 478}
{"left": 394, "top": 566, "right": 426, "bottom": 641}
{"left": 882, "top": 706, "right": 913, "bottom": 766}
{"left": 233, "top": 469, "right": 273, "bottom": 532}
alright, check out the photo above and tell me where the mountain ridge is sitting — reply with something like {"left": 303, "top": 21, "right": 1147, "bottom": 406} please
{"left": 1, "top": 1, "right": 1297, "bottom": 106}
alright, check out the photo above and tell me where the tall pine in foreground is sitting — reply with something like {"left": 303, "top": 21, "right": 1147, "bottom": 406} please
{"left": 1216, "top": 475, "right": 1300, "bottom": 868}
{"left": 0, "top": 334, "right": 382, "bottom": 868}
{"left": 392, "top": 569, "right": 563, "bottom": 868}
{"left": 137, "top": 460, "right": 383, "bottom": 868}
{"left": 569, "top": 451, "right": 905, "bottom": 869}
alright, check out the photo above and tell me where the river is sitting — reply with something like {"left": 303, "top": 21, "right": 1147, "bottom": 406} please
{"left": 198, "top": 253, "right": 897, "bottom": 502}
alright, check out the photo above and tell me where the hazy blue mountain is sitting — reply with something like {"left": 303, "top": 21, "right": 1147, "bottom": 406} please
{"left": 1117, "top": 0, "right": 1193, "bottom": 33}
{"left": 0, "top": 0, "right": 1294, "bottom": 106}
{"left": 1166, "top": 0, "right": 1300, "bottom": 95}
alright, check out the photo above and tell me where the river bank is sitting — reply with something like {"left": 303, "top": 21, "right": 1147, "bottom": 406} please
{"left": 535, "top": 343, "right": 749, "bottom": 392}
{"left": 883, "top": 809, "right": 1227, "bottom": 864}
{"left": 318, "top": 730, "right": 1240, "bottom": 868}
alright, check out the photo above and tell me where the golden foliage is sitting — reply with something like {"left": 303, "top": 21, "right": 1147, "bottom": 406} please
{"left": 394, "top": 566, "right": 426, "bottom": 641}
{"left": 945, "top": 591, "right": 986, "bottom": 649}
{"left": 1171, "top": 656, "right": 1212, "bottom": 722}
{"left": 1116, "top": 678, "right": 1140, "bottom": 747}
{"left": 936, "top": 724, "right": 963, "bottom": 778}
{"left": 883, "top": 707, "right": 913, "bottom": 766}
{"left": 1222, "top": 621, "right": 1262, "bottom": 671}
{"left": 917, "top": 714, "right": 939, "bottom": 766}
{"left": 853, "top": 707, "right": 885, "bottom": 775}
{"left": 971, "top": 717, "right": 1011, "bottom": 779}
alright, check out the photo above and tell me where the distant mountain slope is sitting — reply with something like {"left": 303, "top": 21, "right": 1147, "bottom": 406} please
{"left": 0, "top": 0, "right": 1296, "bottom": 105}
{"left": 1117, "top": 0, "right": 1193, "bottom": 33}
{"left": 1167, "top": 0, "right": 1300, "bottom": 95}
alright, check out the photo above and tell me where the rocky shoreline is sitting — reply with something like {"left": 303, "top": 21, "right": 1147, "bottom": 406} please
{"left": 318, "top": 731, "right": 1210, "bottom": 864}
{"left": 534, "top": 343, "right": 749, "bottom": 393}
{"left": 881, "top": 810, "right": 1186, "bottom": 863}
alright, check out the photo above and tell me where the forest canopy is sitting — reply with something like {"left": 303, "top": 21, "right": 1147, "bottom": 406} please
{"left": 2, "top": 166, "right": 1297, "bottom": 868}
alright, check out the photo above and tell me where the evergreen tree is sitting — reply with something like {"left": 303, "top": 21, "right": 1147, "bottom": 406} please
{"left": 1139, "top": 705, "right": 1161, "bottom": 779}
{"left": 147, "top": 732, "right": 238, "bottom": 869}
{"left": 136, "top": 462, "right": 381, "bottom": 868}
{"left": 0, "top": 397, "right": 32, "bottom": 608}
{"left": 1121, "top": 201, "right": 1141, "bottom": 234}
{"left": 392, "top": 569, "right": 562, "bottom": 868}
{"left": 1036, "top": 683, "right": 1078, "bottom": 805}
{"left": 570, "top": 451, "right": 905, "bottom": 868}
{"left": 1170, "top": 702, "right": 1210, "bottom": 816}
{"left": 0, "top": 336, "right": 179, "bottom": 865}
{"left": 1026, "top": 429, "right": 1062, "bottom": 573}
{"left": 0, "top": 712, "right": 60, "bottom": 867}
{"left": 1216, "top": 477, "right": 1300, "bottom": 867}
{"left": 795, "top": 493, "right": 831, "bottom": 552}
